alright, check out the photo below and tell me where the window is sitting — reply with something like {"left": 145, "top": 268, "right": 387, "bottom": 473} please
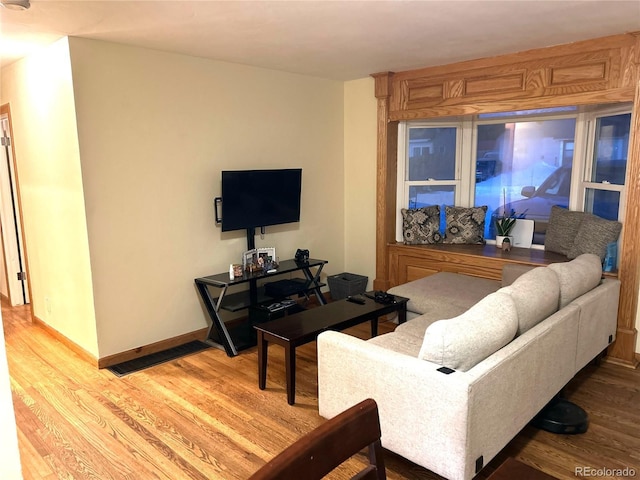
{"left": 474, "top": 116, "right": 576, "bottom": 241}
{"left": 580, "top": 112, "right": 631, "bottom": 221}
{"left": 397, "top": 104, "right": 632, "bottom": 247}
{"left": 404, "top": 126, "right": 459, "bottom": 210}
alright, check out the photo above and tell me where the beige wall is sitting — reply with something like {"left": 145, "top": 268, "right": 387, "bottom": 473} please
{"left": 0, "top": 38, "right": 98, "bottom": 356}
{"left": 343, "top": 78, "right": 377, "bottom": 287}
{"left": 65, "top": 38, "right": 345, "bottom": 357}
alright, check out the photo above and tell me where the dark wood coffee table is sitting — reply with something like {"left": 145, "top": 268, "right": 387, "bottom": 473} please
{"left": 255, "top": 293, "right": 408, "bottom": 405}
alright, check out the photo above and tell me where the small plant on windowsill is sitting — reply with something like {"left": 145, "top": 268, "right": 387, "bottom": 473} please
{"left": 495, "top": 190, "right": 526, "bottom": 247}
{"left": 495, "top": 210, "right": 518, "bottom": 237}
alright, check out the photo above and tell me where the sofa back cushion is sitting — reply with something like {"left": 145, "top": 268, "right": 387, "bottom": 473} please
{"left": 499, "top": 267, "right": 560, "bottom": 335}
{"left": 419, "top": 291, "right": 518, "bottom": 372}
{"left": 548, "top": 254, "right": 602, "bottom": 308}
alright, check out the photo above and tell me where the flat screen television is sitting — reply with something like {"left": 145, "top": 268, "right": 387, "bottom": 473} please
{"left": 218, "top": 169, "right": 302, "bottom": 232}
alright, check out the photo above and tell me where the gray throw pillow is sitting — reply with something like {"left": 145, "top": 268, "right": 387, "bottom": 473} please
{"left": 443, "top": 206, "right": 487, "bottom": 244}
{"left": 568, "top": 215, "right": 622, "bottom": 261}
{"left": 401, "top": 206, "right": 442, "bottom": 244}
{"left": 544, "top": 206, "right": 587, "bottom": 256}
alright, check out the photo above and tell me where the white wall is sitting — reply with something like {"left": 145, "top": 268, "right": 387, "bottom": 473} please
{"left": 343, "top": 78, "right": 378, "bottom": 286}
{"left": 0, "top": 38, "right": 99, "bottom": 357}
{"left": 66, "top": 38, "right": 345, "bottom": 357}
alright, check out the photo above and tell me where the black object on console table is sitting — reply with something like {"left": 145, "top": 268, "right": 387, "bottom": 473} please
{"left": 195, "top": 258, "right": 328, "bottom": 356}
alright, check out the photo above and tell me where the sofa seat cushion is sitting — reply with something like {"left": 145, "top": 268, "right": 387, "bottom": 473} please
{"left": 367, "top": 331, "right": 423, "bottom": 357}
{"left": 548, "top": 253, "right": 602, "bottom": 308}
{"left": 419, "top": 291, "right": 518, "bottom": 371}
{"left": 499, "top": 267, "right": 560, "bottom": 335}
{"left": 387, "top": 272, "right": 500, "bottom": 316}
{"left": 395, "top": 304, "right": 469, "bottom": 339}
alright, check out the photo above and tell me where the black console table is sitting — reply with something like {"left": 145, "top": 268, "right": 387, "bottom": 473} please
{"left": 195, "top": 258, "right": 327, "bottom": 356}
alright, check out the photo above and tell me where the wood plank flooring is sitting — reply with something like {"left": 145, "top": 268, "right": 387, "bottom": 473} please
{"left": 3, "top": 300, "right": 640, "bottom": 479}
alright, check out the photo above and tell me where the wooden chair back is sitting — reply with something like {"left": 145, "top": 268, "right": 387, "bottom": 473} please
{"left": 249, "top": 398, "right": 386, "bottom": 480}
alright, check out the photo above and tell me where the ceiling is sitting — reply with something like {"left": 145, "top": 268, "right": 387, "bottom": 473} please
{"left": 1, "top": 0, "right": 639, "bottom": 81}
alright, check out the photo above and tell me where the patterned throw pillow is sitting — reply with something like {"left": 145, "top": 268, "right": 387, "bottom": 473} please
{"left": 401, "top": 206, "right": 442, "bottom": 244}
{"left": 443, "top": 206, "right": 487, "bottom": 244}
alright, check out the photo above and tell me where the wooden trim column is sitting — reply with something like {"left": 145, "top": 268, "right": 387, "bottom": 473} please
{"left": 371, "top": 72, "right": 397, "bottom": 291}
{"left": 607, "top": 78, "right": 640, "bottom": 368}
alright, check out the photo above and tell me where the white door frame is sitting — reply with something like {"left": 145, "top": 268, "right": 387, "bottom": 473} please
{"left": 0, "top": 105, "right": 30, "bottom": 307}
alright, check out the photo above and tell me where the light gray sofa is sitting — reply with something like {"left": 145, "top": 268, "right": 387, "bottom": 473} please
{"left": 317, "top": 254, "right": 620, "bottom": 480}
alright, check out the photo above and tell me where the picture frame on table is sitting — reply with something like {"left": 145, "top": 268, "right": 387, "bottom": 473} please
{"left": 257, "top": 247, "right": 277, "bottom": 269}
{"left": 242, "top": 249, "right": 257, "bottom": 270}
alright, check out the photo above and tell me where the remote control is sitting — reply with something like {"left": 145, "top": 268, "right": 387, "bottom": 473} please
{"left": 347, "top": 295, "right": 366, "bottom": 305}
{"left": 267, "top": 303, "right": 284, "bottom": 312}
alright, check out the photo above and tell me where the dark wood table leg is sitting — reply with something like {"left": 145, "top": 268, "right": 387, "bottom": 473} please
{"left": 371, "top": 317, "right": 379, "bottom": 337}
{"left": 257, "top": 331, "right": 267, "bottom": 390}
{"left": 398, "top": 304, "right": 407, "bottom": 324}
{"left": 285, "top": 344, "right": 296, "bottom": 405}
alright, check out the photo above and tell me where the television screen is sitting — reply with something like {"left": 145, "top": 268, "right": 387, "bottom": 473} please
{"left": 221, "top": 169, "right": 302, "bottom": 232}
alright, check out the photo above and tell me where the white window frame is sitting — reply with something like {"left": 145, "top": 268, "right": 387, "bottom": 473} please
{"left": 396, "top": 120, "right": 470, "bottom": 240}
{"left": 396, "top": 104, "right": 632, "bottom": 246}
{"left": 576, "top": 104, "right": 631, "bottom": 220}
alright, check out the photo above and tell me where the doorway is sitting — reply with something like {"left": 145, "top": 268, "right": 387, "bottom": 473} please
{"left": 0, "top": 105, "right": 30, "bottom": 306}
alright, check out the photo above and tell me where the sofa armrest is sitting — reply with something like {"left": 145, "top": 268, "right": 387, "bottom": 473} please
{"left": 317, "top": 331, "right": 473, "bottom": 480}
{"left": 571, "top": 278, "right": 620, "bottom": 370}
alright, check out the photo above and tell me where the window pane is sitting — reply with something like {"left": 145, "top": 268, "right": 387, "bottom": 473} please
{"left": 408, "top": 127, "right": 456, "bottom": 180}
{"left": 474, "top": 118, "right": 576, "bottom": 242}
{"left": 591, "top": 113, "right": 630, "bottom": 185}
{"left": 585, "top": 189, "right": 620, "bottom": 221}
{"left": 408, "top": 185, "right": 455, "bottom": 209}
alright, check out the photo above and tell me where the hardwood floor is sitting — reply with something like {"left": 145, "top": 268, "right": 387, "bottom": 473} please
{"left": 3, "top": 300, "right": 640, "bottom": 479}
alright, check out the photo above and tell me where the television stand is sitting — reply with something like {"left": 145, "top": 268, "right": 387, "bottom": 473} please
{"left": 194, "top": 258, "right": 327, "bottom": 356}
